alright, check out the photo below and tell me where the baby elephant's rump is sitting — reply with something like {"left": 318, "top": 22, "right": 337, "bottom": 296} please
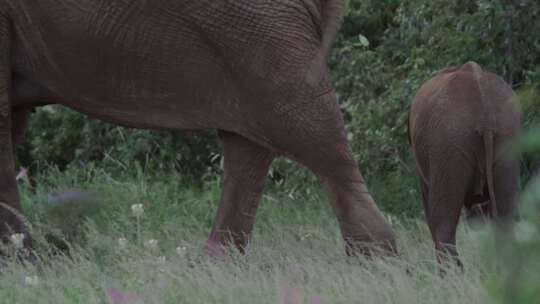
{"left": 408, "top": 62, "right": 522, "bottom": 266}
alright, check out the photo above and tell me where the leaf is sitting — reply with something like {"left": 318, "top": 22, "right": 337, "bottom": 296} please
{"left": 358, "top": 34, "right": 370, "bottom": 47}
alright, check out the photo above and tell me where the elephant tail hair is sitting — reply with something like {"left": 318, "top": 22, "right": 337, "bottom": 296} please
{"left": 306, "top": 0, "right": 345, "bottom": 86}
{"left": 484, "top": 131, "right": 498, "bottom": 217}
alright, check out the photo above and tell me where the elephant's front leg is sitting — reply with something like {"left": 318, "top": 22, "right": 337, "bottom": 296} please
{"left": 0, "top": 16, "right": 32, "bottom": 254}
{"left": 205, "top": 131, "right": 273, "bottom": 257}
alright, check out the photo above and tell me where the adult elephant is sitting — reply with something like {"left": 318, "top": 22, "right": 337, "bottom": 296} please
{"left": 408, "top": 62, "right": 521, "bottom": 266}
{"left": 0, "top": 0, "right": 396, "bottom": 256}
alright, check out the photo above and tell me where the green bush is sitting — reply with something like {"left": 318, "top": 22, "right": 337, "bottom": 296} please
{"left": 16, "top": 106, "right": 221, "bottom": 182}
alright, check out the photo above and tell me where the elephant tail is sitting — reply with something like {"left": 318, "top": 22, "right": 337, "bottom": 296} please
{"left": 306, "top": 0, "right": 345, "bottom": 85}
{"left": 467, "top": 61, "right": 498, "bottom": 217}
{"left": 484, "top": 131, "right": 498, "bottom": 217}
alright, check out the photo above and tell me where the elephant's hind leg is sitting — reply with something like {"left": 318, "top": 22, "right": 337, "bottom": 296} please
{"left": 267, "top": 90, "right": 396, "bottom": 256}
{"left": 205, "top": 131, "right": 273, "bottom": 256}
{"left": 494, "top": 159, "right": 519, "bottom": 222}
{"left": 0, "top": 16, "right": 32, "bottom": 252}
{"left": 426, "top": 156, "right": 473, "bottom": 268}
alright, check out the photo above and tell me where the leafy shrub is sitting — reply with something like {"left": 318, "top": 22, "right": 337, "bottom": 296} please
{"left": 16, "top": 106, "right": 221, "bottom": 183}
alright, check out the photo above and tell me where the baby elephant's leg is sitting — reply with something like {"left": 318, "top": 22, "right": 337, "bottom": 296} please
{"left": 426, "top": 155, "right": 474, "bottom": 268}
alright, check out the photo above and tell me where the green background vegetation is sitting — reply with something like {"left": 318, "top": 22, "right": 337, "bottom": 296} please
{"left": 7, "top": 1, "right": 540, "bottom": 302}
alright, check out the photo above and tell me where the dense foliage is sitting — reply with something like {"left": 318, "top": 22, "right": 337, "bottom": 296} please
{"left": 16, "top": 0, "right": 540, "bottom": 217}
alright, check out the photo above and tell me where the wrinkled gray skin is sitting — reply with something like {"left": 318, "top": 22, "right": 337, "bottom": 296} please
{"left": 0, "top": 0, "right": 396, "bottom": 256}
{"left": 408, "top": 62, "right": 522, "bottom": 266}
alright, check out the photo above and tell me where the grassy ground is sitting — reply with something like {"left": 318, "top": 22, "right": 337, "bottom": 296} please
{"left": 0, "top": 166, "right": 498, "bottom": 303}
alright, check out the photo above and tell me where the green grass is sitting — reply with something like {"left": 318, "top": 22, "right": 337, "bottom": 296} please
{"left": 0, "top": 166, "right": 499, "bottom": 303}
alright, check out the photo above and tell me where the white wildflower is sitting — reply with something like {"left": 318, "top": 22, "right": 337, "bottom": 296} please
{"left": 158, "top": 256, "right": 166, "bottom": 263}
{"left": 131, "top": 204, "right": 144, "bottom": 217}
{"left": 10, "top": 233, "right": 25, "bottom": 249}
{"left": 176, "top": 246, "right": 187, "bottom": 256}
{"left": 24, "top": 275, "right": 39, "bottom": 286}
{"left": 118, "top": 237, "right": 128, "bottom": 249}
{"left": 145, "top": 239, "right": 158, "bottom": 250}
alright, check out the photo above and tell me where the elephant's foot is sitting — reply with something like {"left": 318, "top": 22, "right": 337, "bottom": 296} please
{"left": 343, "top": 233, "right": 397, "bottom": 258}
{"left": 203, "top": 231, "right": 251, "bottom": 260}
{"left": 322, "top": 177, "right": 397, "bottom": 257}
{"left": 0, "top": 230, "right": 34, "bottom": 264}
{"left": 203, "top": 238, "right": 229, "bottom": 261}
{"left": 341, "top": 218, "right": 397, "bottom": 257}
{"left": 435, "top": 243, "right": 463, "bottom": 274}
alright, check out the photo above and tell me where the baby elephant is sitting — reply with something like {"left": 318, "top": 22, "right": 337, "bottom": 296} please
{"left": 408, "top": 62, "right": 522, "bottom": 266}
